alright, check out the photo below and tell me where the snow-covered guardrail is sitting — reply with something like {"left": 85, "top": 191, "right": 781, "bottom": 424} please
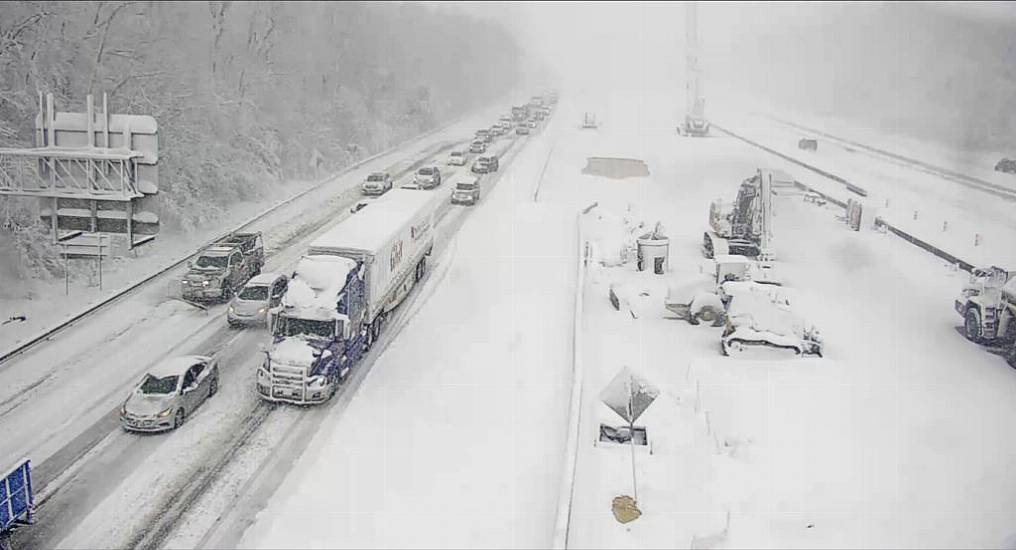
{"left": 714, "top": 122, "right": 979, "bottom": 274}
{"left": 551, "top": 204, "right": 595, "bottom": 550}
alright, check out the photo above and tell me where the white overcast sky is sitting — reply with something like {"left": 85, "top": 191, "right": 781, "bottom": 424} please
{"left": 426, "top": 1, "right": 1016, "bottom": 91}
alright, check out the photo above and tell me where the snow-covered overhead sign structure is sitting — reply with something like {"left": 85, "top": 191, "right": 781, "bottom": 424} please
{"left": 0, "top": 92, "right": 159, "bottom": 251}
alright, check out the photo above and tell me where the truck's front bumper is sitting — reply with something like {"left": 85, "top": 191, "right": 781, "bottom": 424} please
{"left": 257, "top": 382, "right": 330, "bottom": 404}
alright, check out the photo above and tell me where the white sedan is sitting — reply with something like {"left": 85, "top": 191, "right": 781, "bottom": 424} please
{"left": 120, "top": 355, "right": 220, "bottom": 432}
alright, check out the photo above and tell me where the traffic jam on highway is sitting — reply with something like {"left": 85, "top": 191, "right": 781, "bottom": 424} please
{"left": 156, "top": 94, "right": 556, "bottom": 421}
{"left": 0, "top": 90, "right": 556, "bottom": 549}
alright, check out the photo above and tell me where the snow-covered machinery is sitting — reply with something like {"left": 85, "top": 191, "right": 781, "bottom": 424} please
{"left": 955, "top": 266, "right": 1016, "bottom": 366}
{"left": 665, "top": 254, "right": 783, "bottom": 326}
{"left": 720, "top": 282, "right": 823, "bottom": 358}
{"left": 703, "top": 169, "right": 775, "bottom": 261}
{"left": 665, "top": 255, "right": 752, "bottom": 326}
{"left": 258, "top": 189, "right": 438, "bottom": 404}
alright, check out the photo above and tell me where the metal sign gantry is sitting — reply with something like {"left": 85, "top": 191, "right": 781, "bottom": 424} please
{"left": 0, "top": 92, "right": 159, "bottom": 252}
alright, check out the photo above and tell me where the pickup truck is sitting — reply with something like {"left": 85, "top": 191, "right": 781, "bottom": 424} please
{"left": 181, "top": 232, "right": 264, "bottom": 302}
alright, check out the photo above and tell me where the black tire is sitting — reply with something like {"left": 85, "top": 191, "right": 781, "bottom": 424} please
{"left": 174, "top": 408, "right": 185, "bottom": 429}
{"left": 222, "top": 283, "right": 233, "bottom": 302}
{"left": 964, "top": 308, "right": 983, "bottom": 343}
{"left": 209, "top": 376, "right": 218, "bottom": 397}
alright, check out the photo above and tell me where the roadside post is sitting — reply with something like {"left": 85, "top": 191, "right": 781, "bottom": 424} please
{"left": 600, "top": 366, "right": 659, "bottom": 523}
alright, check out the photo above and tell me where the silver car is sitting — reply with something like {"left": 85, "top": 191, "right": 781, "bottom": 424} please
{"left": 120, "top": 356, "right": 220, "bottom": 432}
{"left": 227, "top": 272, "right": 289, "bottom": 327}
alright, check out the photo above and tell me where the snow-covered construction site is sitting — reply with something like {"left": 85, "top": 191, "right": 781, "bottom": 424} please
{"left": 2, "top": 2, "right": 1016, "bottom": 549}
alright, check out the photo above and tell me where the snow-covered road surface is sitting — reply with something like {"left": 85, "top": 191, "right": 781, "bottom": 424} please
{"left": 2, "top": 104, "right": 532, "bottom": 549}
{"left": 237, "top": 105, "right": 575, "bottom": 549}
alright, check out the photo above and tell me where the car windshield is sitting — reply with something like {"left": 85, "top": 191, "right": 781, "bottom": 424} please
{"left": 451, "top": 151, "right": 463, "bottom": 157}
{"left": 140, "top": 374, "right": 179, "bottom": 395}
{"left": 279, "top": 317, "right": 336, "bottom": 339}
{"left": 418, "top": 167, "right": 434, "bottom": 175}
{"left": 195, "top": 255, "right": 228, "bottom": 268}
{"left": 456, "top": 183, "right": 476, "bottom": 190}
{"left": 238, "top": 285, "right": 270, "bottom": 301}
{"left": 367, "top": 173, "right": 386, "bottom": 182}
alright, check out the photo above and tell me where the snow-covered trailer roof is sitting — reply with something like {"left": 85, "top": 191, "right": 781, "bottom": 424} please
{"left": 283, "top": 255, "right": 358, "bottom": 321}
{"left": 309, "top": 189, "right": 435, "bottom": 257}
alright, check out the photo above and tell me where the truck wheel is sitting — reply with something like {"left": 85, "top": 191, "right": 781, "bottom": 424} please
{"left": 964, "top": 308, "right": 984, "bottom": 343}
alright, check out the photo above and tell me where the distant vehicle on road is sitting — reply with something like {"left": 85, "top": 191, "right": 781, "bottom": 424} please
{"left": 181, "top": 233, "right": 264, "bottom": 302}
{"left": 516, "top": 125, "right": 530, "bottom": 135}
{"left": 228, "top": 272, "right": 289, "bottom": 328}
{"left": 582, "top": 112, "right": 598, "bottom": 129}
{"left": 451, "top": 176, "right": 481, "bottom": 206}
{"left": 447, "top": 150, "right": 467, "bottom": 166}
{"left": 798, "top": 138, "right": 818, "bottom": 151}
{"left": 120, "top": 356, "right": 220, "bottom": 432}
{"left": 995, "top": 158, "right": 1016, "bottom": 174}
{"left": 472, "top": 155, "right": 499, "bottom": 174}
{"left": 475, "top": 129, "right": 490, "bottom": 140}
{"left": 469, "top": 140, "right": 486, "bottom": 154}
{"left": 361, "top": 172, "right": 393, "bottom": 195}
{"left": 414, "top": 166, "right": 442, "bottom": 189}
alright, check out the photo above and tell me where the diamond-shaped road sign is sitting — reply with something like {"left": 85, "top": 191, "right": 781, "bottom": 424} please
{"left": 600, "top": 366, "right": 659, "bottom": 425}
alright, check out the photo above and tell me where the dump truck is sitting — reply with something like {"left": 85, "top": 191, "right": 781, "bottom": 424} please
{"left": 257, "top": 189, "right": 438, "bottom": 404}
{"left": 955, "top": 266, "right": 1016, "bottom": 366}
{"left": 703, "top": 169, "right": 775, "bottom": 260}
{"left": 181, "top": 232, "right": 264, "bottom": 302}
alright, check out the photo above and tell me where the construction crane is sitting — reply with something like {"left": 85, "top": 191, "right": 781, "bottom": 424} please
{"left": 681, "top": 1, "right": 710, "bottom": 137}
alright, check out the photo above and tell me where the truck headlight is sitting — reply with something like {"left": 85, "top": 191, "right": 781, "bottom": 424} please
{"left": 257, "top": 308, "right": 266, "bottom": 314}
{"left": 258, "top": 367, "right": 269, "bottom": 380}
{"left": 308, "top": 375, "right": 327, "bottom": 389}
{"left": 201, "top": 280, "right": 210, "bottom": 287}
{"left": 228, "top": 305, "right": 236, "bottom": 314}
{"left": 158, "top": 407, "right": 173, "bottom": 418}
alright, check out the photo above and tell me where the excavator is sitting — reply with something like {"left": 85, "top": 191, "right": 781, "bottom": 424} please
{"left": 702, "top": 169, "right": 775, "bottom": 262}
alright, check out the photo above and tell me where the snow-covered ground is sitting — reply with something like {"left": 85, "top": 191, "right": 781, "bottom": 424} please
{"left": 7, "top": 81, "right": 1015, "bottom": 549}
{"left": 554, "top": 88, "right": 1016, "bottom": 548}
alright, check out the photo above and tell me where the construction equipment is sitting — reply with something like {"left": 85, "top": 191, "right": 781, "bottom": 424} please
{"left": 702, "top": 169, "right": 775, "bottom": 261}
{"left": 720, "top": 282, "right": 823, "bottom": 358}
{"left": 955, "top": 266, "right": 1016, "bottom": 367}
{"left": 664, "top": 255, "right": 781, "bottom": 326}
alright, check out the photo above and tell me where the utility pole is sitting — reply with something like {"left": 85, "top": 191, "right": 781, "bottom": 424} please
{"left": 682, "top": 1, "right": 710, "bottom": 136}
{"left": 686, "top": 1, "right": 701, "bottom": 120}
